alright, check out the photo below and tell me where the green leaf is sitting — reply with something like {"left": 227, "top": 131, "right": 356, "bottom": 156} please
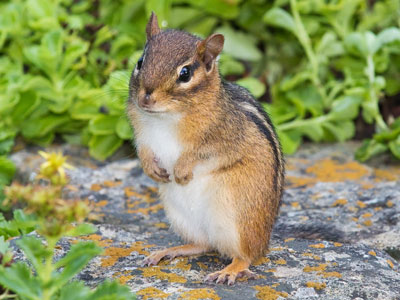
{"left": 16, "top": 236, "right": 51, "bottom": 273}
{"left": 145, "top": 0, "right": 172, "bottom": 29}
{"left": 186, "top": 0, "right": 239, "bottom": 19}
{"left": 298, "top": 124, "right": 324, "bottom": 142}
{"left": 376, "top": 27, "right": 400, "bottom": 50}
{"left": 89, "top": 134, "right": 123, "bottom": 161}
{"left": 10, "top": 91, "right": 40, "bottom": 125}
{"left": 263, "top": 8, "right": 297, "bottom": 35}
{"left": 70, "top": 97, "right": 101, "bottom": 120}
{"left": 388, "top": 135, "right": 400, "bottom": 159}
{"left": 344, "top": 31, "right": 379, "bottom": 57}
{"left": 59, "top": 281, "right": 92, "bottom": 300}
{"left": 355, "top": 139, "right": 388, "bottom": 162}
{"left": 89, "top": 115, "right": 120, "bottom": 135}
{"left": 214, "top": 26, "right": 262, "bottom": 61}
{"left": 328, "top": 95, "right": 362, "bottom": 121}
{"left": 322, "top": 120, "right": 355, "bottom": 142}
{"left": 54, "top": 242, "right": 102, "bottom": 288}
{"left": 21, "top": 114, "right": 70, "bottom": 138}
{"left": 236, "top": 77, "right": 266, "bottom": 98}
{"left": 116, "top": 117, "right": 133, "bottom": 140}
{"left": 0, "top": 156, "right": 16, "bottom": 186}
{"left": 0, "top": 262, "right": 42, "bottom": 300}
{"left": 218, "top": 54, "right": 245, "bottom": 76}
{"left": 277, "top": 130, "right": 302, "bottom": 154}
{"left": 65, "top": 223, "right": 97, "bottom": 237}
{"left": 88, "top": 280, "right": 135, "bottom": 300}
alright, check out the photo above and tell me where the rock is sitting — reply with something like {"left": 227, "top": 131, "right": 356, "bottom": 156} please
{"left": 9, "top": 142, "right": 400, "bottom": 299}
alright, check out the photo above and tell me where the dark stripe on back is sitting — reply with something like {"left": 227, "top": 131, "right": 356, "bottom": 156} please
{"left": 242, "top": 110, "right": 280, "bottom": 191}
{"left": 223, "top": 80, "right": 283, "bottom": 194}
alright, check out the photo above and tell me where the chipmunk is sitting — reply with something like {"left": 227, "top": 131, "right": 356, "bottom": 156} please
{"left": 126, "top": 13, "right": 284, "bottom": 285}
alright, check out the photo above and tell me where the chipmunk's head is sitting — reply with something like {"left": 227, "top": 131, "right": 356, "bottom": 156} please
{"left": 128, "top": 12, "right": 224, "bottom": 114}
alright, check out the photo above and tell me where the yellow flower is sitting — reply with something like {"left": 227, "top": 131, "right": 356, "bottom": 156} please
{"left": 38, "top": 151, "right": 74, "bottom": 185}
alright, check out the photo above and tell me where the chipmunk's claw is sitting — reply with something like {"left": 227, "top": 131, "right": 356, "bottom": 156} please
{"left": 204, "top": 268, "right": 256, "bottom": 285}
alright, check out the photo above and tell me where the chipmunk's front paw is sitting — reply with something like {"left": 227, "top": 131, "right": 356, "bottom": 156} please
{"left": 174, "top": 164, "right": 193, "bottom": 185}
{"left": 143, "top": 157, "right": 171, "bottom": 183}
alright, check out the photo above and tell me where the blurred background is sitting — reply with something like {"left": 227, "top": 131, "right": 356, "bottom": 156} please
{"left": 0, "top": 0, "right": 400, "bottom": 184}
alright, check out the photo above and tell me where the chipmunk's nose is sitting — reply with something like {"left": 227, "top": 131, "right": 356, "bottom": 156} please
{"left": 138, "top": 91, "right": 155, "bottom": 110}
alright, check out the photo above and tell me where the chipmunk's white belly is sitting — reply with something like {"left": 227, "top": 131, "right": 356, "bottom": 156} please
{"left": 136, "top": 113, "right": 239, "bottom": 254}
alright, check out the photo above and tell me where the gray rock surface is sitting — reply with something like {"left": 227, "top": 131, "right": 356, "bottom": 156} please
{"left": 10, "top": 143, "right": 400, "bottom": 300}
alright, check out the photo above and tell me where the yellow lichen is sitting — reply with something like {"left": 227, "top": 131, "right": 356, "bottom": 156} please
{"left": 154, "top": 222, "right": 168, "bottom": 229}
{"left": 127, "top": 204, "right": 164, "bottom": 215}
{"left": 374, "top": 168, "right": 400, "bottom": 182}
{"left": 90, "top": 183, "right": 102, "bottom": 191}
{"left": 254, "top": 257, "right": 271, "bottom": 266}
{"left": 309, "top": 243, "right": 325, "bottom": 249}
{"left": 118, "top": 275, "right": 134, "bottom": 285}
{"left": 357, "top": 201, "right": 367, "bottom": 208}
{"left": 100, "top": 241, "right": 154, "bottom": 267}
{"left": 286, "top": 176, "right": 316, "bottom": 188}
{"left": 139, "top": 266, "right": 187, "bottom": 283}
{"left": 254, "top": 285, "right": 289, "bottom": 300}
{"left": 333, "top": 242, "right": 343, "bottom": 247}
{"left": 331, "top": 198, "right": 348, "bottom": 207}
{"left": 368, "top": 250, "right": 377, "bottom": 256}
{"left": 303, "top": 264, "right": 328, "bottom": 272}
{"left": 137, "top": 287, "right": 170, "bottom": 299}
{"left": 178, "top": 288, "right": 221, "bottom": 300}
{"left": 291, "top": 202, "right": 300, "bottom": 208}
{"left": 274, "top": 259, "right": 287, "bottom": 265}
{"left": 361, "top": 212, "right": 372, "bottom": 218}
{"left": 306, "top": 281, "right": 326, "bottom": 290}
{"left": 284, "top": 238, "right": 295, "bottom": 242}
{"left": 302, "top": 253, "right": 321, "bottom": 260}
{"left": 322, "top": 271, "right": 342, "bottom": 278}
{"left": 103, "top": 180, "right": 122, "bottom": 187}
{"left": 306, "top": 159, "right": 369, "bottom": 182}
{"left": 387, "top": 259, "right": 394, "bottom": 269}
{"left": 363, "top": 220, "right": 373, "bottom": 227}
{"left": 386, "top": 200, "right": 394, "bottom": 208}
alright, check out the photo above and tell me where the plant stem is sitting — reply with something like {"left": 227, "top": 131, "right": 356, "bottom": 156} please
{"left": 277, "top": 115, "right": 331, "bottom": 131}
{"left": 41, "top": 237, "right": 58, "bottom": 300}
{"left": 366, "top": 55, "right": 388, "bottom": 131}
{"left": 290, "top": 0, "right": 328, "bottom": 105}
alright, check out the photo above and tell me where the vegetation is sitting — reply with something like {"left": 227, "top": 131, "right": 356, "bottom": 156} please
{"left": 0, "top": 0, "right": 399, "bottom": 191}
{"left": 0, "top": 152, "right": 135, "bottom": 299}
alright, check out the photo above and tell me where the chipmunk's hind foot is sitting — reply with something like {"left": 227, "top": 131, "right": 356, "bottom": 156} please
{"left": 142, "top": 244, "right": 207, "bottom": 266}
{"left": 204, "top": 257, "right": 257, "bottom": 285}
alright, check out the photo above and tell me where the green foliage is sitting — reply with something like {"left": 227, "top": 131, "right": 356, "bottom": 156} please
{"left": 0, "top": 152, "right": 135, "bottom": 300}
{"left": 0, "top": 0, "right": 399, "bottom": 172}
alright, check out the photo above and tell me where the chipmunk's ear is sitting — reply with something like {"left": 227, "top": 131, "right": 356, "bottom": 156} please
{"left": 196, "top": 33, "right": 224, "bottom": 72}
{"left": 146, "top": 12, "right": 160, "bottom": 39}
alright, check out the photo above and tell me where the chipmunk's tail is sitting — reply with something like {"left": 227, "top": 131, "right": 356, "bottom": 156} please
{"left": 272, "top": 221, "right": 345, "bottom": 242}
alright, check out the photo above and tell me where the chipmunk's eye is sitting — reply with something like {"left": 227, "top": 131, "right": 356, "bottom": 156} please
{"left": 178, "top": 65, "right": 191, "bottom": 83}
{"left": 137, "top": 56, "right": 144, "bottom": 70}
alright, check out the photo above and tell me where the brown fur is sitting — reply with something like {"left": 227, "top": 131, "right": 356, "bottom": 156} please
{"left": 126, "top": 13, "right": 285, "bottom": 284}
